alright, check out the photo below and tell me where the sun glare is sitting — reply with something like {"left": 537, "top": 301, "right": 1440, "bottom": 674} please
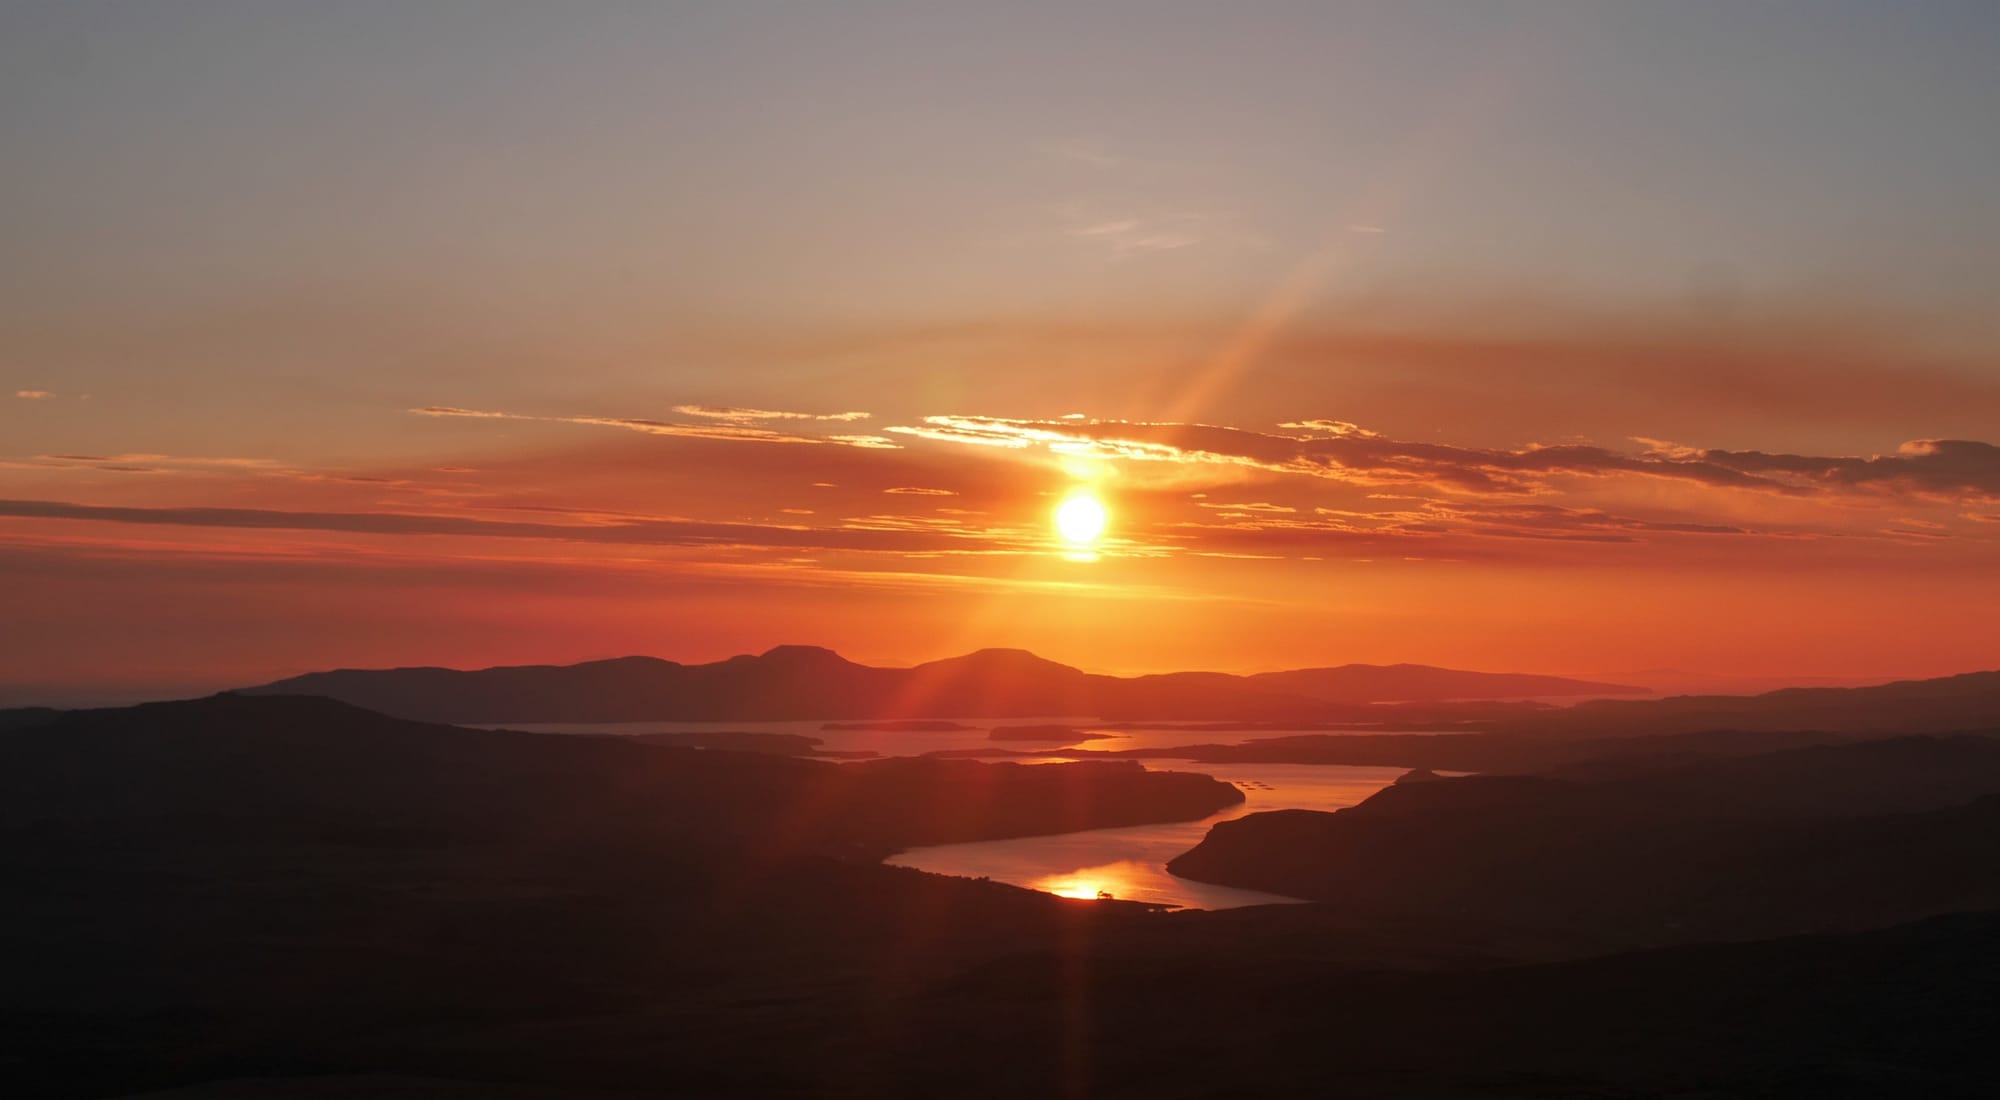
{"left": 1037, "top": 873, "right": 1118, "bottom": 900}
{"left": 1054, "top": 491, "right": 1109, "bottom": 545}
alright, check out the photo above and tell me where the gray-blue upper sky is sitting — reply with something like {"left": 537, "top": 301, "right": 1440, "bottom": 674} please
{"left": 4, "top": 1, "right": 1999, "bottom": 457}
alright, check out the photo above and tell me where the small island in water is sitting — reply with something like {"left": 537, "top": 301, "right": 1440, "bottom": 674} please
{"left": 987, "top": 724, "right": 1112, "bottom": 742}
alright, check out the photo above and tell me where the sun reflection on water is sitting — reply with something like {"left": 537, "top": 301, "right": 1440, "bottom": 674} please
{"left": 1033, "top": 861, "right": 1149, "bottom": 902}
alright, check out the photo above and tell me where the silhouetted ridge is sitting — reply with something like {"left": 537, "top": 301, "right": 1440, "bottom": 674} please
{"left": 1251, "top": 662, "right": 1646, "bottom": 702}
{"left": 0, "top": 705, "right": 64, "bottom": 732}
{"left": 1503, "top": 668, "right": 2000, "bottom": 738}
{"left": 1169, "top": 732, "right": 2000, "bottom": 945}
{"left": 15, "top": 691, "right": 2000, "bottom": 1098}
{"left": 239, "top": 647, "right": 1652, "bottom": 723}
{"left": 929, "top": 646, "right": 1068, "bottom": 668}
{"left": 757, "top": 643, "right": 856, "bottom": 666}
{"left": 0, "top": 692, "right": 1242, "bottom": 851}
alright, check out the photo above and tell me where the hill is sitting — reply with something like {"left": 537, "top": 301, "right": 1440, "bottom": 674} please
{"left": 0, "top": 693, "right": 1242, "bottom": 852}
{"left": 1168, "top": 733, "right": 2000, "bottom": 947}
{"left": 1249, "top": 662, "right": 1644, "bottom": 702}
{"left": 10, "top": 692, "right": 2000, "bottom": 1096}
{"left": 237, "top": 646, "right": 1639, "bottom": 723}
{"left": 1497, "top": 669, "right": 2000, "bottom": 738}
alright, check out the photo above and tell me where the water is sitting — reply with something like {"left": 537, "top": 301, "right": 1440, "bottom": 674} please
{"left": 887, "top": 762, "right": 1407, "bottom": 910}
{"left": 494, "top": 717, "right": 1455, "bottom": 758}
{"left": 494, "top": 719, "right": 1420, "bottom": 910}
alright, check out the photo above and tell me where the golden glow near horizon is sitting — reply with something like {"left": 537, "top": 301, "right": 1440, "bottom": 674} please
{"left": 1036, "top": 871, "right": 1120, "bottom": 900}
{"left": 1054, "top": 491, "right": 1109, "bottom": 546}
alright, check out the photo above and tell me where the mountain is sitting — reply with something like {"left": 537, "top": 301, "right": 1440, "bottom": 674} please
{"left": 1496, "top": 669, "right": 2000, "bottom": 738}
{"left": 237, "top": 647, "right": 2000, "bottom": 733}
{"left": 238, "top": 646, "right": 1643, "bottom": 723}
{"left": 1249, "top": 663, "right": 1645, "bottom": 702}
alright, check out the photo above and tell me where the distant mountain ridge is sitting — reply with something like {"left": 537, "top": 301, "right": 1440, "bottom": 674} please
{"left": 1248, "top": 663, "right": 1644, "bottom": 703}
{"left": 237, "top": 646, "right": 1647, "bottom": 724}
{"left": 1495, "top": 669, "right": 2000, "bottom": 739}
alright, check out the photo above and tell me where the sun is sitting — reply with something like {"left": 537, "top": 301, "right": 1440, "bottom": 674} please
{"left": 1054, "top": 491, "right": 1108, "bottom": 545}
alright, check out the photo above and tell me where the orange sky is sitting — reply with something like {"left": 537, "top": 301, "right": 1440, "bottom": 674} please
{"left": 5, "top": 5, "right": 2000, "bottom": 704}
{"left": 6, "top": 339, "right": 1999, "bottom": 704}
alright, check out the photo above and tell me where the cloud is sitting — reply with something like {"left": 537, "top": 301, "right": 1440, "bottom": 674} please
{"left": 1072, "top": 217, "right": 1200, "bottom": 254}
{"left": 410, "top": 406, "right": 899, "bottom": 449}
{"left": 1414, "top": 501, "right": 1750, "bottom": 539}
{"left": 9, "top": 453, "right": 291, "bottom": 476}
{"left": 884, "top": 415, "right": 2000, "bottom": 502}
{"left": 14, "top": 390, "right": 52, "bottom": 400}
{"left": 672, "top": 405, "right": 870, "bottom": 423}
{"left": 0, "top": 498, "right": 1034, "bottom": 557}
{"left": 1062, "top": 204, "right": 1263, "bottom": 258}
{"left": 883, "top": 415, "right": 1747, "bottom": 492}
{"left": 1046, "top": 140, "right": 1130, "bottom": 169}
{"left": 1698, "top": 439, "right": 2000, "bottom": 502}
{"left": 777, "top": 308, "right": 2000, "bottom": 449}
{"left": 1198, "top": 501, "right": 1297, "bottom": 514}
{"left": 21, "top": 395, "right": 1991, "bottom": 580}
{"left": 1277, "top": 419, "right": 1379, "bottom": 438}
{"left": 1155, "top": 496, "right": 1769, "bottom": 558}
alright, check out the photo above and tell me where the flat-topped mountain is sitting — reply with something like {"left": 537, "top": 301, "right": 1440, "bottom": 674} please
{"left": 237, "top": 646, "right": 1643, "bottom": 724}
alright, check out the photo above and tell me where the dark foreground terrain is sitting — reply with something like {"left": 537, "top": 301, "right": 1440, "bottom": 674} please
{"left": 6, "top": 693, "right": 2000, "bottom": 1097}
{"left": 1171, "top": 734, "right": 2000, "bottom": 947}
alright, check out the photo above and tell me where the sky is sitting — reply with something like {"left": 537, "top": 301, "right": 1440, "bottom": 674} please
{"left": 4, "top": 1, "right": 2000, "bottom": 703}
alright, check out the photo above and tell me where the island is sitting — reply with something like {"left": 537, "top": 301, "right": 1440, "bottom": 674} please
{"left": 987, "top": 724, "right": 1112, "bottom": 742}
